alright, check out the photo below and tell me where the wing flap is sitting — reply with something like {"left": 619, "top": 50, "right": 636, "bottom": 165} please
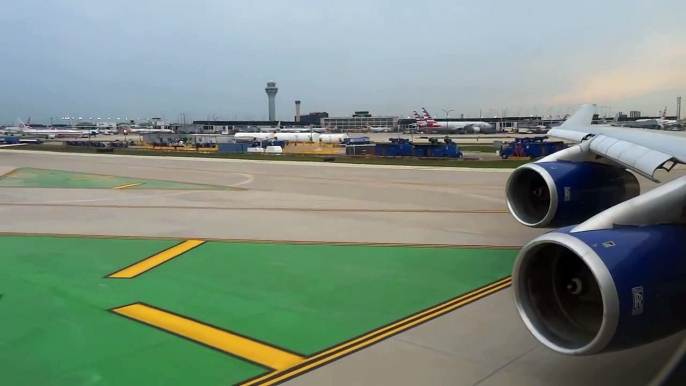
{"left": 590, "top": 135, "right": 674, "bottom": 181}
{"left": 605, "top": 140, "right": 633, "bottom": 159}
{"left": 633, "top": 150, "right": 675, "bottom": 177}
{"left": 593, "top": 136, "right": 618, "bottom": 154}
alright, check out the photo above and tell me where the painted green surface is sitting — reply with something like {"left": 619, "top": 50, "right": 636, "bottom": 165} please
{"left": 139, "top": 243, "right": 517, "bottom": 355}
{"left": 0, "top": 168, "right": 227, "bottom": 190}
{"left": 0, "top": 236, "right": 267, "bottom": 385}
{"left": 0, "top": 235, "right": 518, "bottom": 385}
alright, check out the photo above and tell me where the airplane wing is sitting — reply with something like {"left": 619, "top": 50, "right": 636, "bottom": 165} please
{"left": 505, "top": 103, "right": 686, "bottom": 359}
{"left": 547, "top": 104, "right": 684, "bottom": 182}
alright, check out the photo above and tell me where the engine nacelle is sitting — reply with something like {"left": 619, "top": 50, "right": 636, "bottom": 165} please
{"left": 513, "top": 224, "right": 686, "bottom": 355}
{"left": 506, "top": 161, "right": 640, "bottom": 228}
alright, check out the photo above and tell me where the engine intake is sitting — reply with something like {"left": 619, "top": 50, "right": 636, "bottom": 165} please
{"left": 513, "top": 225, "right": 686, "bottom": 355}
{"left": 506, "top": 162, "right": 640, "bottom": 227}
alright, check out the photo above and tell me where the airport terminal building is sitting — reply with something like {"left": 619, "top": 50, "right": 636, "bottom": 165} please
{"left": 322, "top": 111, "right": 397, "bottom": 132}
{"left": 194, "top": 111, "right": 398, "bottom": 133}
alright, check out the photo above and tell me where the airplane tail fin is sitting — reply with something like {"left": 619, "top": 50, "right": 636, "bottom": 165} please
{"left": 17, "top": 118, "right": 30, "bottom": 129}
{"left": 421, "top": 108, "right": 439, "bottom": 125}
{"left": 560, "top": 104, "right": 596, "bottom": 127}
{"left": 412, "top": 111, "right": 424, "bottom": 123}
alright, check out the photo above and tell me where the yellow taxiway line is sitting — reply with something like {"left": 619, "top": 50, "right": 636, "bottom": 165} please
{"left": 111, "top": 182, "right": 143, "bottom": 189}
{"left": 107, "top": 239, "right": 205, "bottom": 278}
{"left": 240, "top": 277, "right": 512, "bottom": 385}
{"left": 0, "top": 168, "right": 17, "bottom": 180}
{"left": 111, "top": 303, "right": 304, "bottom": 371}
{"left": 69, "top": 175, "right": 113, "bottom": 181}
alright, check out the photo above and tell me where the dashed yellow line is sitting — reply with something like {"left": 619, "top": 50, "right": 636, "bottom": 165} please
{"left": 112, "top": 182, "right": 143, "bottom": 190}
{"left": 69, "top": 175, "right": 113, "bottom": 181}
{"left": 111, "top": 303, "right": 304, "bottom": 371}
{"left": 107, "top": 239, "right": 205, "bottom": 278}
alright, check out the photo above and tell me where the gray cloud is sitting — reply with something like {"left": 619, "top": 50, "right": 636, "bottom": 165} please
{"left": 1, "top": 0, "right": 684, "bottom": 123}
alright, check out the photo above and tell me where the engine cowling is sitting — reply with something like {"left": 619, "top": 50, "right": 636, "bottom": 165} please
{"left": 506, "top": 161, "right": 640, "bottom": 228}
{"left": 513, "top": 224, "right": 686, "bottom": 355}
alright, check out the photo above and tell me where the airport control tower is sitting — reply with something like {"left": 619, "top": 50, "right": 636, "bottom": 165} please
{"left": 265, "top": 81, "right": 278, "bottom": 121}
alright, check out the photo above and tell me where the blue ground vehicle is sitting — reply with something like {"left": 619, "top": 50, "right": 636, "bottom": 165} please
{"left": 499, "top": 136, "right": 566, "bottom": 159}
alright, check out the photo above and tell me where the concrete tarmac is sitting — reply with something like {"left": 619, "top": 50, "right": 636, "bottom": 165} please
{"left": 0, "top": 149, "right": 684, "bottom": 386}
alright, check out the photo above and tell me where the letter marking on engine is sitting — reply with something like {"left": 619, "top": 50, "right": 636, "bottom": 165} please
{"left": 564, "top": 187, "right": 571, "bottom": 201}
{"left": 632, "top": 286, "right": 644, "bottom": 315}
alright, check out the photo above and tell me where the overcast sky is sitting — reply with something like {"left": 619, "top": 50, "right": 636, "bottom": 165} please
{"left": 1, "top": 0, "right": 685, "bottom": 124}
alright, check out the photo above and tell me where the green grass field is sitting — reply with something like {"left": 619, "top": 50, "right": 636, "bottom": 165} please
{"left": 8, "top": 145, "right": 528, "bottom": 168}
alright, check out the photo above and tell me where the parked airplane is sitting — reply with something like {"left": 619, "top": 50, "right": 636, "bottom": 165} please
{"left": 421, "top": 108, "right": 495, "bottom": 133}
{"left": 411, "top": 111, "right": 439, "bottom": 128}
{"left": 5, "top": 119, "right": 82, "bottom": 138}
{"left": 608, "top": 111, "right": 684, "bottom": 131}
{"left": 505, "top": 103, "right": 686, "bottom": 358}
{"left": 121, "top": 124, "right": 173, "bottom": 134}
{"left": 365, "top": 126, "right": 390, "bottom": 132}
{"left": 274, "top": 122, "right": 326, "bottom": 133}
{"left": 69, "top": 127, "right": 101, "bottom": 137}
{"left": 2, "top": 117, "right": 31, "bottom": 134}
{"left": 635, "top": 106, "right": 679, "bottom": 127}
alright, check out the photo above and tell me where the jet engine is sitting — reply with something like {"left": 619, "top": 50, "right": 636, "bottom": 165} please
{"left": 513, "top": 224, "right": 686, "bottom": 356}
{"left": 506, "top": 161, "right": 640, "bottom": 228}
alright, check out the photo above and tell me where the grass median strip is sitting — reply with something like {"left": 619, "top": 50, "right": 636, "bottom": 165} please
{"left": 8, "top": 145, "right": 528, "bottom": 168}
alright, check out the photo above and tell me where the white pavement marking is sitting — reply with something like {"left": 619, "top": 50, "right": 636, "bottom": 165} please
{"left": 230, "top": 173, "right": 254, "bottom": 187}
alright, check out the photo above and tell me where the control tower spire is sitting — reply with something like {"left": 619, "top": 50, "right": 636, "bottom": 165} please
{"left": 265, "top": 81, "right": 278, "bottom": 121}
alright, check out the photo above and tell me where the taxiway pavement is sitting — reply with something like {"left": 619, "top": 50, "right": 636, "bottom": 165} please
{"left": 0, "top": 149, "right": 683, "bottom": 386}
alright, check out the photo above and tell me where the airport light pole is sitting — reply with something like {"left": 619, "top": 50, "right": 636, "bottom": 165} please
{"left": 442, "top": 110, "right": 454, "bottom": 132}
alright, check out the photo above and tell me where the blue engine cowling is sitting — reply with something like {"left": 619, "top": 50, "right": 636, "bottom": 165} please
{"left": 513, "top": 223, "right": 686, "bottom": 355}
{"left": 505, "top": 161, "right": 640, "bottom": 228}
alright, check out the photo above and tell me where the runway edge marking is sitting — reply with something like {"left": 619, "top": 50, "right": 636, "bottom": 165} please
{"left": 239, "top": 277, "right": 512, "bottom": 386}
{"left": 110, "top": 302, "right": 305, "bottom": 371}
{"left": 106, "top": 239, "right": 205, "bottom": 278}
